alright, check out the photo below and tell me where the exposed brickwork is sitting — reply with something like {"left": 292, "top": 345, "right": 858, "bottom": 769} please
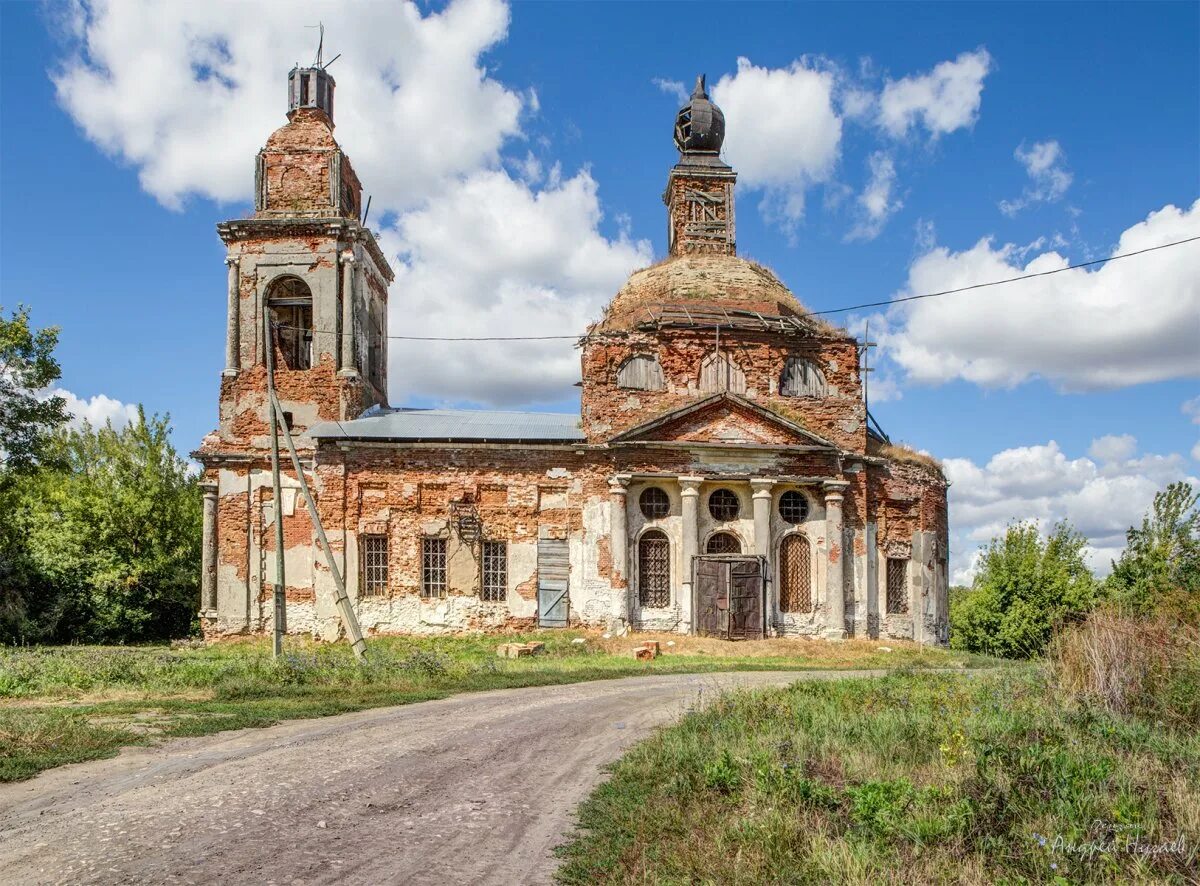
{"left": 196, "top": 65, "right": 950, "bottom": 645}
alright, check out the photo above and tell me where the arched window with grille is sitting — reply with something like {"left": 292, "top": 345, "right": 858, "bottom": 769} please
{"left": 699, "top": 352, "right": 746, "bottom": 394}
{"left": 780, "top": 357, "right": 826, "bottom": 397}
{"left": 617, "top": 354, "right": 665, "bottom": 391}
{"left": 779, "top": 533, "right": 813, "bottom": 612}
{"left": 706, "top": 531, "right": 742, "bottom": 554}
{"left": 266, "top": 276, "right": 314, "bottom": 370}
{"left": 638, "top": 530, "right": 671, "bottom": 608}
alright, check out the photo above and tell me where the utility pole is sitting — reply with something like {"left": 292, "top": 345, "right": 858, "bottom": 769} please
{"left": 263, "top": 312, "right": 287, "bottom": 659}
{"left": 268, "top": 388, "right": 369, "bottom": 662}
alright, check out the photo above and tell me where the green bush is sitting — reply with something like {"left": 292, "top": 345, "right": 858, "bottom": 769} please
{"left": 951, "top": 521, "right": 1099, "bottom": 658}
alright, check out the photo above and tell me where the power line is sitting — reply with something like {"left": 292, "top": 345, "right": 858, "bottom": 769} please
{"left": 275, "top": 235, "right": 1199, "bottom": 343}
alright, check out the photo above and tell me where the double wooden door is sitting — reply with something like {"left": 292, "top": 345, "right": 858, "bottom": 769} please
{"left": 693, "top": 556, "right": 765, "bottom": 640}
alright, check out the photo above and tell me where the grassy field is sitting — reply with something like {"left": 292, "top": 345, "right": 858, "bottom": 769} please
{"left": 0, "top": 631, "right": 991, "bottom": 782}
{"left": 555, "top": 670, "right": 1200, "bottom": 885}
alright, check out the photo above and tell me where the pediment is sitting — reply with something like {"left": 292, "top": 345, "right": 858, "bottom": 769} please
{"left": 610, "top": 393, "right": 837, "bottom": 450}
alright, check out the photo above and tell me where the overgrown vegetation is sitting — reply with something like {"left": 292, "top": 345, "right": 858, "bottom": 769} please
{"left": 556, "top": 670, "right": 1199, "bottom": 884}
{"left": 0, "top": 632, "right": 991, "bottom": 782}
{"left": 0, "top": 306, "right": 199, "bottom": 644}
{"left": 951, "top": 482, "right": 1199, "bottom": 659}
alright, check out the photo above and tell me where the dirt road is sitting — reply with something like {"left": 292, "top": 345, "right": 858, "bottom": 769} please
{"left": 0, "top": 669, "right": 888, "bottom": 885}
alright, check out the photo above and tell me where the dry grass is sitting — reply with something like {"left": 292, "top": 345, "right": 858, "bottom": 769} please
{"left": 1048, "top": 610, "right": 1200, "bottom": 724}
{"left": 880, "top": 443, "right": 945, "bottom": 475}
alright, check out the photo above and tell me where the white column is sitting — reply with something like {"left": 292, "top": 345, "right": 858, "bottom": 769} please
{"left": 678, "top": 476, "right": 703, "bottom": 633}
{"left": 823, "top": 480, "right": 849, "bottom": 640}
{"left": 223, "top": 257, "right": 239, "bottom": 376}
{"left": 339, "top": 252, "right": 357, "bottom": 376}
{"left": 608, "top": 475, "right": 630, "bottom": 630}
{"left": 750, "top": 478, "right": 776, "bottom": 634}
{"left": 201, "top": 482, "right": 219, "bottom": 615}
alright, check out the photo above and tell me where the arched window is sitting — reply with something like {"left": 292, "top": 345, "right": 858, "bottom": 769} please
{"left": 639, "top": 487, "right": 670, "bottom": 520}
{"left": 638, "top": 530, "right": 671, "bottom": 608}
{"left": 266, "top": 276, "right": 313, "bottom": 370}
{"left": 779, "top": 534, "right": 813, "bottom": 612}
{"left": 617, "top": 355, "right": 665, "bottom": 391}
{"left": 780, "top": 357, "right": 826, "bottom": 397}
{"left": 707, "top": 488, "right": 741, "bottom": 521}
{"left": 706, "top": 532, "right": 741, "bottom": 554}
{"left": 699, "top": 352, "right": 746, "bottom": 394}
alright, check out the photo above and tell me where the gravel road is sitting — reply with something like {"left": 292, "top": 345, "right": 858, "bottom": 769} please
{"left": 0, "top": 669, "right": 891, "bottom": 885}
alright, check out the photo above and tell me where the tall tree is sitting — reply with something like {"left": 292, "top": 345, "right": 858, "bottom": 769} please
{"left": 0, "top": 306, "right": 70, "bottom": 641}
{"left": 1107, "top": 482, "right": 1200, "bottom": 623}
{"left": 0, "top": 305, "right": 69, "bottom": 472}
{"left": 951, "top": 521, "right": 1098, "bottom": 658}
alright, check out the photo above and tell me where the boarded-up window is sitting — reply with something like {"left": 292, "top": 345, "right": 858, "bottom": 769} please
{"left": 780, "top": 357, "right": 826, "bottom": 397}
{"left": 638, "top": 530, "right": 670, "bottom": 608}
{"left": 422, "top": 537, "right": 447, "bottom": 598}
{"left": 699, "top": 352, "right": 746, "bottom": 394}
{"left": 886, "top": 558, "right": 909, "bottom": 614}
{"left": 706, "top": 532, "right": 741, "bottom": 554}
{"left": 617, "top": 355, "right": 665, "bottom": 391}
{"left": 779, "top": 534, "right": 812, "bottom": 612}
{"left": 482, "top": 541, "right": 507, "bottom": 602}
{"left": 361, "top": 534, "right": 388, "bottom": 596}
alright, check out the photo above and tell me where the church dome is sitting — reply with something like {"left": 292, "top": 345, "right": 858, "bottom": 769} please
{"left": 593, "top": 253, "right": 821, "bottom": 332}
{"left": 674, "top": 75, "right": 725, "bottom": 153}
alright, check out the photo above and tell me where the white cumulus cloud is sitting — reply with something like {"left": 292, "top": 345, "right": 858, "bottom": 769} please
{"left": 385, "top": 170, "right": 651, "bottom": 405}
{"left": 878, "top": 49, "right": 992, "bottom": 139}
{"left": 712, "top": 57, "right": 843, "bottom": 226}
{"left": 53, "top": 0, "right": 522, "bottom": 211}
{"left": 877, "top": 199, "right": 1200, "bottom": 391}
{"left": 999, "top": 140, "right": 1073, "bottom": 216}
{"left": 44, "top": 387, "right": 140, "bottom": 430}
{"left": 945, "top": 437, "right": 1198, "bottom": 584}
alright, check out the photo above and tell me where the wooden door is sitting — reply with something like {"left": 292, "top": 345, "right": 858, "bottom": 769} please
{"left": 537, "top": 538, "right": 569, "bottom": 627}
{"left": 693, "top": 556, "right": 764, "bottom": 639}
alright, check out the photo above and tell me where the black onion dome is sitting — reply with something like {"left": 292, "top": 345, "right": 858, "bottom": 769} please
{"left": 673, "top": 74, "right": 725, "bottom": 153}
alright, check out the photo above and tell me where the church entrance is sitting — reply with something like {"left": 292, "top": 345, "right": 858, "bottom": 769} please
{"left": 692, "top": 556, "right": 766, "bottom": 640}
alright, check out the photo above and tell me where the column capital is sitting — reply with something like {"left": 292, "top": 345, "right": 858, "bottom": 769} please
{"left": 224, "top": 256, "right": 239, "bottom": 267}
{"left": 609, "top": 474, "right": 631, "bottom": 494}
{"left": 823, "top": 479, "right": 850, "bottom": 502}
{"left": 750, "top": 477, "right": 776, "bottom": 498}
{"left": 678, "top": 475, "right": 704, "bottom": 495}
{"left": 341, "top": 251, "right": 356, "bottom": 265}
{"left": 201, "top": 481, "right": 219, "bottom": 497}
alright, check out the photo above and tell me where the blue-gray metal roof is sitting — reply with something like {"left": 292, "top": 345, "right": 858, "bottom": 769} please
{"left": 309, "top": 408, "right": 586, "bottom": 443}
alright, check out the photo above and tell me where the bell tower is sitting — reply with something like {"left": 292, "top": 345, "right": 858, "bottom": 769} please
{"left": 206, "top": 61, "right": 394, "bottom": 454}
{"left": 665, "top": 75, "right": 737, "bottom": 256}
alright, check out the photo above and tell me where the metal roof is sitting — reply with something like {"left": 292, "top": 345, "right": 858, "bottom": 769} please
{"left": 309, "top": 408, "right": 586, "bottom": 443}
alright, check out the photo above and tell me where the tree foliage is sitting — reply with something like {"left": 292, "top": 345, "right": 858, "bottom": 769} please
{"left": 951, "top": 521, "right": 1099, "bottom": 658}
{"left": 0, "top": 305, "right": 69, "bottom": 473}
{"left": 1106, "top": 481, "right": 1200, "bottom": 623}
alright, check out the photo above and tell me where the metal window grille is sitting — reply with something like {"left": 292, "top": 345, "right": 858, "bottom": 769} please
{"left": 779, "top": 534, "right": 813, "bottom": 612}
{"left": 638, "top": 531, "right": 671, "bottom": 608}
{"left": 778, "top": 490, "right": 809, "bottom": 524}
{"left": 422, "top": 537, "right": 447, "bottom": 598}
{"left": 639, "top": 486, "right": 670, "bottom": 520}
{"left": 482, "top": 541, "right": 507, "bottom": 602}
{"left": 361, "top": 534, "right": 388, "bottom": 596}
{"left": 706, "top": 532, "right": 742, "bottom": 554}
{"left": 708, "top": 488, "right": 740, "bottom": 521}
{"left": 886, "top": 558, "right": 909, "bottom": 614}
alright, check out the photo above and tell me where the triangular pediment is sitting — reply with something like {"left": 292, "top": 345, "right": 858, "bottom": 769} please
{"left": 609, "top": 393, "right": 837, "bottom": 450}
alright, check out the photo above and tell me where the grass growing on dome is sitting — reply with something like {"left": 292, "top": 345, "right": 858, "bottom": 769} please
{"left": 880, "top": 443, "right": 945, "bottom": 475}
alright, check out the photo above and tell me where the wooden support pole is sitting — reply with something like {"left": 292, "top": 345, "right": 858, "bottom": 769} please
{"left": 263, "top": 311, "right": 286, "bottom": 659}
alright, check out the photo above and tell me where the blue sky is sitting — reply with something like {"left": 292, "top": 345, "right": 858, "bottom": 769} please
{"left": 1, "top": 0, "right": 1197, "bottom": 580}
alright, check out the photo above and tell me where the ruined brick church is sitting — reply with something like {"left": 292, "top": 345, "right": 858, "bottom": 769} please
{"left": 195, "top": 66, "right": 950, "bottom": 644}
